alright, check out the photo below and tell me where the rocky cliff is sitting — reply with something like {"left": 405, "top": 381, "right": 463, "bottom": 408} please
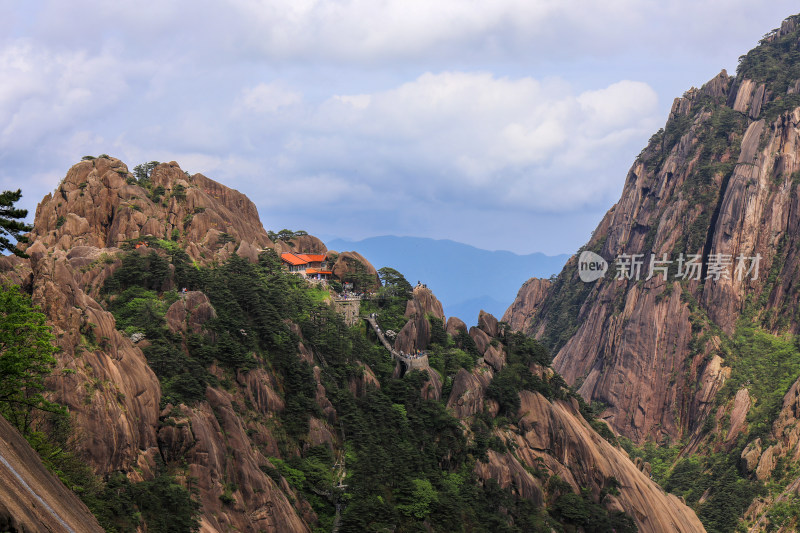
{"left": 394, "top": 285, "right": 445, "bottom": 353}
{"left": 508, "top": 15, "right": 800, "bottom": 443}
{"left": 0, "top": 414, "right": 104, "bottom": 532}
{"left": 502, "top": 278, "right": 550, "bottom": 332}
{"left": 442, "top": 313, "right": 704, "bottom": 532}
{"left": 1, "top": 158, "right": 325, "bottom": 531}
{"left": 504, "top": 13, "right": 800, "bottom": 531}
{"left": 28, "top": 158, "right": 273, "bottom": 264}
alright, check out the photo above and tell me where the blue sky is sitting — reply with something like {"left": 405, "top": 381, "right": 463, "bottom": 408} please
{"left": 1, "top": 1, "right": 798, "bottom": 255}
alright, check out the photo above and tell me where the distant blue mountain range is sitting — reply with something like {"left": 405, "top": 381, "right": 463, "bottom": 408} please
{"left": 326, "top": 236, "right": 569, "bottom": 326}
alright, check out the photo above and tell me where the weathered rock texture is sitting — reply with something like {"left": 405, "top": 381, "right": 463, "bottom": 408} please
{"left": 502, "top": 278, "right": 551, "bottom": 332}
{"left": 0, "top": 414, "right": 104, "bottom": 533}
{"left": 25, "top": 241, "right": 162, "bottom": 473}
{"left": 27, "top": 158, "right": 274, "bottom": 265}
{"left": 394, "top": 286, "right": 445, "bottom": 354}
{"left": 328, "top": 251, "right": 380, "bottom": 288}
{"left": 484, "top": 391, "right": 705, "bottom": 533}
{"left": 0, "top": 157, "right": 324, "bottom": 531}
{"left": 445, "top": 316, "right": 468, "bottom": 337}
{"left": 2, "top": 155, "right": 706, "bottom": 530}
{"left": 158, "top": 389, "right": 311, "bottom": 533}
{"left": 166, "top": 291, "right": 216, "bottom": 334}
{"left": 742, "top": 376, "right": 800, "bottom": 529}
{"left": 445, "top": 361, "right": 704, "bottom": 532}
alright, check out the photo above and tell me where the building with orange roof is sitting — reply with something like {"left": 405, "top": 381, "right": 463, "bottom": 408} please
{"left": 280, "top": 252, "right": 333, "bottom": 280}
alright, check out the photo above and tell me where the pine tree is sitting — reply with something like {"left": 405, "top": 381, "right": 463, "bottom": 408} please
{"left": 0, "top": 285, "right": 60, "bottom": 434}
{"left": 0, "top": 189, "right": 32, "bottom": 257}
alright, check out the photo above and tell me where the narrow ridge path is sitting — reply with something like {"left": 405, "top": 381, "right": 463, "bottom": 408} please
{"left": 364, "top": 316, "right": 430, "bottom": 370}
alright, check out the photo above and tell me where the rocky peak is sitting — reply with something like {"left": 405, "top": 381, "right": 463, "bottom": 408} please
{"left": 445, "top": 316, "right": 468, "bottom": 337}
{"left": 28, "top": 157, "right": 273, "bottom": 264}
{"left": 405, "top": 285, "right": 445, "bottom": 321}
{"left": 700, "top": 69, "right": 732, "bottom": 100}
{"left": 477, "top": 310, "right": 499, "bottom": 337}
{"left": 394, "top": 285, "right": 445, "bottom": 354}
{"left": 510, "top": 13, "right": 800, "bottom": 447}
{"left": 502, "top": 277, "right": 551, "bottom": 332}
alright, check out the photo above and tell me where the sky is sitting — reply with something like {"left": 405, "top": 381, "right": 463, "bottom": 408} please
{"left": 1, "top": 1, "right": 798, "bottom": 255}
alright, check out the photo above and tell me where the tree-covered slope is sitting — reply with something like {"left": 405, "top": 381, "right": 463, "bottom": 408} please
{"left": 0, "top": 157, "right": 704, "bottom": 531}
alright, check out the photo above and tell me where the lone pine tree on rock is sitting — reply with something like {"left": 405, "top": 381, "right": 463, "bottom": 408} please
{"left": 0, "top": 189, "right": 32, "bottom": 257}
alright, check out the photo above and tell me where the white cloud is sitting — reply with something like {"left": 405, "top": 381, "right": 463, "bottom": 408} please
{"left": 238, "top": 82, "right": 302, "bottom": 114}
{"left": 3, "top": 0, "right": 800, "bottom": 254}
{"left": 10, "top": 0, "right": 799, "bottom": 68}
{"left": 0, "top": 41, "right": 137, "bottom": 151}
{"left": 259, "top": 72, "right": 659, "bottom": 211}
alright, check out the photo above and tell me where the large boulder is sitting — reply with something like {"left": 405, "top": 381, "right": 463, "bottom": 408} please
{"left": 501, "top": 278, "right": 551, "bottom": 333}
{"left": 477, "top": 310, "right": 499, "bottom": 337}
{"left": 165, "top": 291, "right": 216, "bottom": 334}
{"left": 329, "top": 251, "right": 380, "bottom": 289}
{"left": 446, "top": 316, "right": 468, "bottom": 337}
{"left": 395, "top": 286, "right": 446, "bottom": 353}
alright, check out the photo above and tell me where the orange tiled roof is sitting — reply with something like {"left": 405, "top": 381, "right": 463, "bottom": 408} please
{"left": 281, "top": 253, "right": 307, "bottom": 266}
{"left": 297, "top": 254, "right": 327, "bottom": 263}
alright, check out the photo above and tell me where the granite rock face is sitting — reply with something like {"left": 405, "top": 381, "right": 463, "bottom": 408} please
{"left": 0, "top": 415, "right": 105, "bottom": 532}
{"left": 502, "top": 278, "right": 551, "bottom": 332}
{"left": 28, "top": 158, "right": 273, "bottom": 264}
{"left": 329, "top": 250, "right": 380, "bottom": 288}
{"left": 506, "top": 26, "right": 800, "bottom": 446}
{"left": 444, "top": 336, "right": 704, "bottom": 532}
{"left": 394, "top": 286, "right": 445, "bottom": 354}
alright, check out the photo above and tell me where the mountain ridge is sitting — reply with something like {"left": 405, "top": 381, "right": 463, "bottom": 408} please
{"left": 0, "top": 156, "right": 704, "bottom": 531}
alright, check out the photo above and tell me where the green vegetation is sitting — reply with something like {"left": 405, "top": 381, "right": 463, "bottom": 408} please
{"left": 91, "top": 241, "right": 639, "bottom": 531}
{"left": 719, "top": 324, "right": 800, "bottom": 441}
{"left": 737, "top": 15, "right": 800, "bottom": 93}
{"left": 171, "top": 183, "right": 187, "bottom": 200}
{"left": 133, "top": 161, "right": 160, "bottom": 185}
{"left": 150, "top": 185, "right": 166, "bottom": 203}
{"left": 364, "top": 268, "right": 414, "bottom": 333}
{"left": 619, "top": 439, "right": 682, "bottom": 485}
{"left": 552, "top": 490, "right": 637, "bottom": 532}
{"left": 377, "top": 267, "right": 412, "bottom": 297}
{"left": 0, "top": 189, "right": 32, "bottom": 257}
{"left": 535, "top": 240, "right": 605, "bottom": 354}
{"left": 0, "top": 284, "right": 200, "bottom": 532}
{"left": 339, "top": 257, "right": 376, "bottom": 292}
{"left": 619, "top": 311, "right": 800, "bottom": 532}
{"left": 89, "top": 466, "right": 200, "bottom": 533}
{"left": 0, "top": 285, "right": 62, "bottom": 433}
{"left": 486, "top": 333, "right": 562, "bottom": 416}
{"left": 734, "top": 16, "right": 800, "bottom": 125}
{"left": 266, "top": 228, "right": 309, "bottom": 242}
